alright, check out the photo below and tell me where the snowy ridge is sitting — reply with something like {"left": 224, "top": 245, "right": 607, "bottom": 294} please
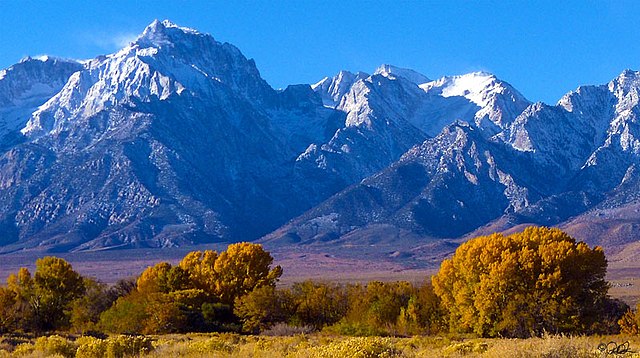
{"left": 373, "top": 64, "right": 431, "bottom": 85}
{"left": 0, "top": 57, "right": 83, "bottom": 145}
{"left": 421, "top": 72, "right": 500, "bottom": 107}
{"left": 419, "top": 72, "right": 531, "bottom": 132}
{"left": 312, "top": 70, "right": 368, "bottom": 107}
{"left": 1, "top": 19, "right": 640, "bottom": 253}
{"left": 22, "top": 19, "right": 273, "bottom": 138}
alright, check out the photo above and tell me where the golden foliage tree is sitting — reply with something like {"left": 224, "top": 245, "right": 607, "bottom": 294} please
{"left": 234, "top": 285, "right": 292, "bottom": 333}
{"left": 137, "top": 262, "right": 190, "bottom": 295}
{"left": 99, "top": 243, "right": 282, "bottom": 334}
{"left": 432, "top": 227, "right": 610, "bottom": 337}
{"left": 289, "top": 281, "right": 348, "bottom": 329}
{"left": 179, "top": 242, "right": 282, "bottom": 304}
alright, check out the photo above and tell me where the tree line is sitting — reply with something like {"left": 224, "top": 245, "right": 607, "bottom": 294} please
{"left": 0, "top": 227, "right": 638, "bottom": 338}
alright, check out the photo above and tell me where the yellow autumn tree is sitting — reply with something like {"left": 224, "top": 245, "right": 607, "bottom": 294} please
{"left": 179, "top": 243, "right": 282, "bottom": 304}
{"left": 178, "top": 250, "right": 219, "bottom": 293}
{"left": 432, "top": 227, "right": 611, "bottom": 337}
{"left": 137, "top": 262, "right": 190, "bottom": 294}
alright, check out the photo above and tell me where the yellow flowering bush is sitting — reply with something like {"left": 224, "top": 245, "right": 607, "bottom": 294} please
{"left": 75, "top": 335, "right": 153, "bottom": 358}
{"left": 301, "top": 337, "right": 403, "bottom": 358}
{"left": 33, "top": 335, "right": 77, "bottom": 358}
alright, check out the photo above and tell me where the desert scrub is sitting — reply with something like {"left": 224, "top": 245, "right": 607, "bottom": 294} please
{"left": 75, "top": 335, "right": 153, "bottom": 358}
{"left": 261, "top": 323, "right": 314, "bottom": 336}
{"left": 9, "top": 342, "right": 35, "bottom": 356}
{"left": 75, "top": 336, "right": 107, "bottom": 358}
{"left": 186, "top": 337, "right": 236, "bottom": 355}
{"left": 479, "top": 334, "right": 596, "bottom": 358}
{"left": 10, "top": 335, "right": 76, "bottom": 358}
{"left": 33, "top": 336, "right": 77, "bottom": 358}
{"left": 148, "top": 333, "right": 248, "bottom": 358}
{"left": 441, "top": 340, "right": 489, "bottom": 356}
{"left": 323, "top": 321, "right": 388, "bottom": 337}
{"left": 295, "top": 336, "right": 403, "bottom": 358}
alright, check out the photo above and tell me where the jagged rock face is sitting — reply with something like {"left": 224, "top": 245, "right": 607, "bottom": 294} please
{"left": 0, "top": 57, "right": 83, "bottom": 150}
{"left": 264, "top": 123, "right": 538, "bottom": 244}
{"left": 0, "top": 20, "right": 308, "bottom": 251}
{"left": 299, "top": 67, "right": 531, "bottom": 192}
{"left": 2, "top": 19, "right": 640, "bottom": 253}
{"left": 266, "top": 68, "right": 640, "bottom": 252}
{"left": 420, "top": 72, "right": 530, "bottom": 134}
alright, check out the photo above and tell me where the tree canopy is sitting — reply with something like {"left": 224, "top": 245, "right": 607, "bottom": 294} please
{"left": 432, "top": 226, "right": 615, "bottom": 337}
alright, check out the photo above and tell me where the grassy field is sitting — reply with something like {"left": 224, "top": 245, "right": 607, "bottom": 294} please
{"left": 1, "top": 332, "right": 639, "bottom": 357}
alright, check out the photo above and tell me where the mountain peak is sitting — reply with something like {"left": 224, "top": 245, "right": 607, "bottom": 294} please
{"left": 611, "top": 68, "right": 640, "bottom": 86}
{"left": 608, "top": 68, "right": 640, "bottom": 102}
{"left": 135, "top": 19, "right": 205, "bottom": 49}
{"left": 312, "top": 69, "right": 368, "bottom": 107}
{"left": 373, "top": 64, "right": 430, "bottom": 85}
{"left": 420, "top": 71, "right": 522, "bottom": 106}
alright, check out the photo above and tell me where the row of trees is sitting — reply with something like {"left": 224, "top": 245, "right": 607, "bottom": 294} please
{"left": 0, "top": 243, "right": 282, "bottom": 334}
{"left": 0, "top": 243, "right": 442, "bottom": 336}
{"left": 234, "top": 228, "right": 631, "bottom": 338}
{"left": 0, "top": 227, "right": 636, "bottom": 338}
{"left": 234, "top": 279, "right": 443, "bottom": 335}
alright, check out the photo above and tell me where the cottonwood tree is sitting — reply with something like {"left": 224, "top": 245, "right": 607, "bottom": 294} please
{"left": 2, "top": 258, "right": 85, "bottom": 332}
{"left": 432, "top": 227, "right": 615, "bottom": 337}
{"left": 100, "top": 243, "right": 282, "bottom": 334}
{"left": 179, "top": 243, "right": 282, "bottom": 305}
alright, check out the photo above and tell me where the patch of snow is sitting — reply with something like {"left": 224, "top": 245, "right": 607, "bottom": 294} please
{"left": 373, "top": 64, "right": 430, "bottom": 85}
{"left": 420, "top": 72, "right": 498, "bottom": 107}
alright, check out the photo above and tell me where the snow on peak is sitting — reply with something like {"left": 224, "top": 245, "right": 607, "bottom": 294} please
{"left": 312, "top": 70, "right": 368, "bottom": 107}
{"left": 131, "top": 20, "right": 213, "bottom": 49}
{"left": 21, "top": 19, "right": 275, "bottom": 138}
{"left": 135, "top": 19, "right": 206, "bottom": 49}
{"left": 609, "top": 69, "right": 640, "bottom": 94}
{"left": 18, "top": 55, "right": 78, "bottom": 65}
{"left": 146, "top": 19, "right": 200, "bottom": 34}
{"left": 373, "top": 64, "right": 430, "bottom": 85}
{"left": 419, "top": 72, "right": 504, "bottom": 107}
{"left": 35, "top": 55, "right": 52, "bottom": 62}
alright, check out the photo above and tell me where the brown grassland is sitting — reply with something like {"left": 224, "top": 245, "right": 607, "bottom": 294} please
{"left": 0, "top": 332, "right": 639, "bottom": 357}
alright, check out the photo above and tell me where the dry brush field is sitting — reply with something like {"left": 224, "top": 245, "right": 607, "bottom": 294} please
{"left": 0, "top": 332, "right": 640, "bottom": 357}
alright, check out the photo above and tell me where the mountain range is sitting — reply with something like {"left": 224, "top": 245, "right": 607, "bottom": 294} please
{"left": 0, "top": 20, "right": 638, "bottom": 259}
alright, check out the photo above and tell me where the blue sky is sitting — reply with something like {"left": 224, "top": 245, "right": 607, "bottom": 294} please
{"left": 1, "top": 1, "right": 639, "bottom": 104}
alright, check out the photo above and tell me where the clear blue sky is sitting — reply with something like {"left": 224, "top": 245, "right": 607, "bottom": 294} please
{"left": 1, "top": 1, "right": 639, "bottom": 104}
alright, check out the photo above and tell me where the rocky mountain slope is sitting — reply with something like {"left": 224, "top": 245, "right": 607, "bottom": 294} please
{"left": 265, "top": 70, "right": 640, "bottom": 256}
{"left": 0, "top": 20, "right": 638, "bottom": 256}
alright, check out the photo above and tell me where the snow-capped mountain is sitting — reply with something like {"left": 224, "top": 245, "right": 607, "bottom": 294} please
{"left": 298, "top": 65, "right": 531, "bottom": 194}
{"left": 0, "top": 56, "right": 83, "bottom": 149}
{"left": 0, "top": 20, "right": 308, "bottom": 250}
{"left": 266, "top": 68, "right": 640, "bottom": 255}
{"left": 0, "top": 19, "right": 639, "bottom": 255}
{"left": 420, "top": 72, "right": 530, "bottom": 135}
{"left": 312, "top": 70, "right": 368, "bottom": 108}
